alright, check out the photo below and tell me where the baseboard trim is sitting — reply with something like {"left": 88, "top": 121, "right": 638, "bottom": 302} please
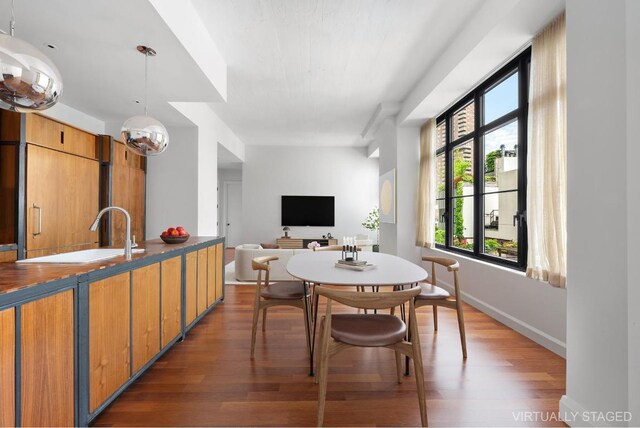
{"left": 559, "top": 395, "right": 593, "bottom": 427}
{"left": 436, "top": 279, "right": 566, "bottom": 357}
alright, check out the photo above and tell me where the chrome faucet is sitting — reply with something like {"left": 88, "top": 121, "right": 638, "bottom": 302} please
{"left": 90, "top": 206, "right": 133, "bottom": 260}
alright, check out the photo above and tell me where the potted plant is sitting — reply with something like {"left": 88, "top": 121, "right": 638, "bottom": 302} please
{"left": 362, "top": 207, "right": 380, "bottom": 252}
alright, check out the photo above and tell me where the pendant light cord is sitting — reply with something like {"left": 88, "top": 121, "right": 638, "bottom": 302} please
{"left": 144, "top": 51, "right": 149, "bottom": 116}
{"left": 9, "top": 0, "right": 15, "bottom": 36}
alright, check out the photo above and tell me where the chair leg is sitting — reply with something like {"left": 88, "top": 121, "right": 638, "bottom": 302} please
{"left": 316, "top": 341, "right": 331, "bottom": 426}
{"left": 314, "top": 320, "right": 324, "bottom": 385}
{"left": 432, "top": 306, "right": 438, "bottom": 332}
{"left": 412, "top": 344, "right": 429, "bottom": 427}
{"left": 303, "top": 296, "right": 312, "bottom": 361}
{"left": 400, "top": 302, "right": 410, "bottom": 376}
{"left": 262, "top": 307, "right": 268, "bottom": 332}
{"left": 395, "top": 350, "right": 403, "bottom": 384}
{"left": 456, "top": 303, "right": 468, "bottom": 359}
{"left": 250, "top": 303, "right": 260, "bottom": 359}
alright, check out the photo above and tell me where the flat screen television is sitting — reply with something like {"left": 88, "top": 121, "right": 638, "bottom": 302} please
{"left": 281, "top": 195, "right": 335, "bottom": 227}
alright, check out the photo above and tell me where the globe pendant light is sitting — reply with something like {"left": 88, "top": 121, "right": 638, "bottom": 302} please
{"left": 0, "top": 0, "right": 63, "bottom": 112}
{"left": 121, "top": 46, "right": 169, "bottom": 156}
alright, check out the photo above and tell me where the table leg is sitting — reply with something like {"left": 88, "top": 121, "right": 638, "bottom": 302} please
{"left": 303, "top": 281, "right": 316, "bottom": 376}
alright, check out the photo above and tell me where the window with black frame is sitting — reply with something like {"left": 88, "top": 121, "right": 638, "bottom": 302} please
{"left": 434, "top": 48, "right": 530, "bottom": 270}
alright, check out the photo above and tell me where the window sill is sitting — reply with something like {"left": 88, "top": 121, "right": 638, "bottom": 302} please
{"left": 424, "top": 246, "right": 527, "bottom": 277}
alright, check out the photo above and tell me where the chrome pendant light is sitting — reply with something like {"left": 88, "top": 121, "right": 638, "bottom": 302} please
{"left": 121, "top": 46, "right": 169, "bottom": 156}
{"left": 0, "top": 0, "right": 63, "bottom": 112}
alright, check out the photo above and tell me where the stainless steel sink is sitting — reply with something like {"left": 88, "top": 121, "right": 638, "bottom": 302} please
{"left": 16, "top": 248, "right": 145, "bottom": 264}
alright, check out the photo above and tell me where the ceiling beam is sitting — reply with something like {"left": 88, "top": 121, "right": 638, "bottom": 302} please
{"left": 148, "top": 0, "right": 228, "bottom": 102}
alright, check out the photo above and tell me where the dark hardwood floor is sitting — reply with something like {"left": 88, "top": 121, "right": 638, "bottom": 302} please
{"left": 93, "top": 249, "right": 566, "bottom": 427}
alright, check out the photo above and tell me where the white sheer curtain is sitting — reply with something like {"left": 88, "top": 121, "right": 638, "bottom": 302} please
{"left": 526, "top": 12, "right": 567, "bottom": 288}
{"left": 416, "top": 119, "right": 436, "bottom": 248}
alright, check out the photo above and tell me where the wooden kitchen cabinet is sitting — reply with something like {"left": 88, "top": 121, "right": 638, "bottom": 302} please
{"left": 108, "top": 140, "right": 145, "bottom": 247}
{"left": 26, "top": 144, "right": 99, "bottom": 257}
{"left": 0, "top": 307, "right": 15, "bottom": 427}
{"left": 89, "top": 272, "right": 130, "bottom": 413}
{"left": 207, "top": 244, "right": 224, "bottom": 307}
{"left": 0, "top": 144, "right": 17, "bottom": 245}
{"left": 0, "top": 111, "right": 98, "bottom": 159}
{"left": 215, "top": 243, "right": 224, "bottom": 301}
{"left": 161, "top": 256, "right": 182, "bottom": 348}
{"left": 0, "top": 238, "right": 224, "bottom": 425}
{"left": 207, "top": 245, "right": 216, "bottom": 306}
{"left": 25, "top": 144, "right": 60, "bottom": 252}
{"left": 185, "top": 251, "right": 198, "bottom": 325}
{"left": 197, "top": 249, "right": 208, "bottom": 316}
{"left": 21, "top": 289, "right": 74, "bottom": 427}
{"left": 132, "top": 263, "right": 160, "bottom": 373}
{"left": 25, "top": 112, "right": 64, "bottom": 151}
{"left": 62, "top": 124, "right": 98, "bottom": 159}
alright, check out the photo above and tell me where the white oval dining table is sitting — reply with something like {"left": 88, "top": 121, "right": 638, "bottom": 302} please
{"left": 286, "top": 251, "right": 428, "bottom": 375}
{"left": 287, "top": 251, "right": 428, "bottom": 287}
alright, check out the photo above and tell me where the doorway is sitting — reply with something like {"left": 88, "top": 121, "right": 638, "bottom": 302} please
{"left": 224, "top": 181, "right": 242, "bottom": 247}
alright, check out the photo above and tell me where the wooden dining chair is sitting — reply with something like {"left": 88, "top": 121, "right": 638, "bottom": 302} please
{"left": 416, "top": 256, "right": 467, "bottom": 358}
{"left": 314, "top": 285, "right": 427, "bottom": 427}
{"left": 250, "top": 256, "right": 311, "bottom": 358}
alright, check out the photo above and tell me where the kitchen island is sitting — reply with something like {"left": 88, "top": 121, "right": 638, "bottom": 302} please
{"left": 0, "top": 236, "right": 225, "bottom": 427}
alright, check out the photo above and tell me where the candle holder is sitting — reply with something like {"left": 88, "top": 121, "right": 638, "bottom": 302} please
{"left": 341, "top": 245, "right": 359, "bottom": 262}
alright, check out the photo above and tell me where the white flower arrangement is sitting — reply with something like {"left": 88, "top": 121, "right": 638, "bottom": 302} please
{"left": 307, "top": 241, "right": 321, "bottom": 250}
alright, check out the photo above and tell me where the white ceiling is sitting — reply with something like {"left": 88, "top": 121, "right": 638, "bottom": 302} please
{"left": 191, "top": 0, "right": 485, "bottom": 146}
{"left": 1, "top": 0, "right": 562, "bottom": 151}
{"left": 0, "top": 0, "right": 223, "bottom": 127}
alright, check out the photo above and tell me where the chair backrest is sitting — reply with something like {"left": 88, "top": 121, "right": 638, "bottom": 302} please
{"left": 421, "top": 256, "right": 461, "bottom": 298}
{"left": 315, "top": 285, "right": 420, "bottom": 310}
{"left": 252, "top": 256, "right": 279, "bottom": 288}
{"left": 251, "top": 255, "right": 279, "bottom": 271}
{"left": 314, "top": 245, "right": 362, "bottom": 252}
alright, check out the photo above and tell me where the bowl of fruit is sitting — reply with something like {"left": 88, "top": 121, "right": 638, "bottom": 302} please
{"left": 160, "top": 226, "right": 190, "bottom": 244}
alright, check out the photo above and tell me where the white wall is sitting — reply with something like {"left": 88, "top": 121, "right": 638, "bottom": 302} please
{"left": 145, "top": 126, "right": 199, "bottom": 238}
{"left": 561, "top": 0, "right": 631, "bottom": 424}
{"left": 377, "top": 118, "right": 398, "bottom": 255}
{"left": 627, "top": 0, "right": 640, "bottom": 420}
{"left": 41, "top": 102, "right": 106, "bottom": 135}
{"left": 169, "top": 102, "right": 246, "bottom": 237}
{"left": 396, "top": 126, "right": 421, "bottom": 264}
{"left": 218, "top": 168, "right": 242, "bottom": 243}
{"left": 240, "top": 146, "right": 378, "bottom": 245}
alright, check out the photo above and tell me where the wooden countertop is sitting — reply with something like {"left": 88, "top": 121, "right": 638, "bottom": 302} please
{"left": 0, "top": 236, "right": 223, "bottom": 296}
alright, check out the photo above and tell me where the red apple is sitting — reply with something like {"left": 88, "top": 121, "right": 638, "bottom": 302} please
{"left": 170, "top": 229, "right": 179, "bottom": 237}
{"left": 161, "top": 231, "right": 168, "bottom": 237}
{"left": 176, "top": 226, "right": 185, "bottom": 232}
{"left": 178, "top": 230, "right": 188, "bottom": 236}
{"left": 167, "top": 227, "right": 175, "bottom": 234}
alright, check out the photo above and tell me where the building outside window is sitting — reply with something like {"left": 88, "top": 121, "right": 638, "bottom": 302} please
{"left": 434, "top": 48, "right": 530, "bottom": 270}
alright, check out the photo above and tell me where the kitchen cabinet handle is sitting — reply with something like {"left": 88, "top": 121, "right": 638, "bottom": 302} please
{"left": 33, "top": 203, "right": 42, "bottom": 238}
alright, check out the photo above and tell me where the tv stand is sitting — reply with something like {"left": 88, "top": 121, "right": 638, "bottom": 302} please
{"left": 276, "top": 237, "right": 338, "bottom": 249}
